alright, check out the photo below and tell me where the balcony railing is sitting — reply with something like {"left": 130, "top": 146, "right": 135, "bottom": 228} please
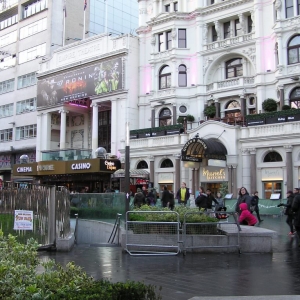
{"left": 207, "top": 76, "right": 255, "bottom": 91}
{"left": 0, "top": 0, "right": 18, "bottom": 13}
{"left": 41, "top": 149, "right": 92, "bottom": 161}
{"left": 205, "top": 32, "right": 254, "bottom": 51}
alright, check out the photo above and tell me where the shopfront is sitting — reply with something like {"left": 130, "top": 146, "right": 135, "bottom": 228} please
{"left": 12, "top": 158, "right": 121, "bottom": 193}
{"left": 261, "top": 168, "right": 283, "bottom": 199}
{"left": 200, "top": 166, "right": 228, "bottom": 195}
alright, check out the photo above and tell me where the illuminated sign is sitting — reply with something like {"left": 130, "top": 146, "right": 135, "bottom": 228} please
{"left": 17, "top": 166, "right": 32, "bottom": 173}
{"left": 202, "top": 168, "right": 226, "bottom": 180}
{"left": 105, "top": 160, "right": 116, "bottom": 171}
{"left": 71, "top": 163, "right": 91, "bottom": 170}
{"left": 37, "top": 165, "right": 54, "bottom": 171}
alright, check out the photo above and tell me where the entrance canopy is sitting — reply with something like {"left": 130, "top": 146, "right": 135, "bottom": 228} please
{"left": 181, "top": 137, "right": 227, "bottom": 162}
{"left": 111, "top": 169, "right": 149, "bottom": 179}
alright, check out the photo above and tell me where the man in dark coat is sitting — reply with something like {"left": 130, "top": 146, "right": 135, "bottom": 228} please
{"left": 161, "top": 186, "right": 170, "bottom": 208}
{"left": 134, "top": 188, "right": 146, "bottom": 208}
{"left": 206, "top": 189, "right": 219, "bottom": 210}
{"left": 195, "top": 187, "right": 207, "bottom": 210}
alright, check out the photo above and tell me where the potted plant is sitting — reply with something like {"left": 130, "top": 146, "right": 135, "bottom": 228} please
{"left": 186, "top": 114, "right": 195, "bottom": 122}
{"left": 262, "top": 98, "right": 277, "bottom": 112}
{"left": 282, "top": 104, "right": 291, "bottom": 110}
{"left": 204, "top": 105, "right": 216, "bottom": 119}
{"left": 177, "top": 116, "right": 185, "bottom": 124}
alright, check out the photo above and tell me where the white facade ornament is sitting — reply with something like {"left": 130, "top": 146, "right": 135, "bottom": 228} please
{"left": 151, "top": 34, "right": 156, "bottom": 45}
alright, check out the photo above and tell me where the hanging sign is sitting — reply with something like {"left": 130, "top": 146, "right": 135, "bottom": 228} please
{"left": 13, "top": 210, "right": 33, "bottom": 231}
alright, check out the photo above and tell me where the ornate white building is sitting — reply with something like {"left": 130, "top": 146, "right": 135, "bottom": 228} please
{"left": 124, "top": 0, "right": 300, "bottom": 199}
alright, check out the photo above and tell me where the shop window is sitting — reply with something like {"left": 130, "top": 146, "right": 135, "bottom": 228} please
{"left": 263, "top": 151, "right": 283, "bottom": 162}
{"left": 159, "top": 108, "right": 172, "bottom": 126}
{"left": 161, "top": 159, "right": 174, "bottom": 168}
{"left": 159, "top": 65, "right": 171, "bottom": 89}
{"left": 263, "top": 181, "right": 282, "bottom": 199}
{"left": 288, "top": 35, "right": 300, "bottom": 65}
{"left": 290, "top": 87, "right": 300, "bottom": 108}
{"left": 178, "top": 64, "right": 187, "bottom": 87}
{"left": 225, "top": 58, "right": 243, "bottom": 79}
{"left": 137, "top": 160, "right": 148, "bottom": 169}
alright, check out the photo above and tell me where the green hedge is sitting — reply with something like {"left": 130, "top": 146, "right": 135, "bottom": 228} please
{"left": 130, "top": 124, "right": 183, "bottom": 135}
{"left": 246, "top": 108, "right": 300, "bottom": 120}
{"left": 0, "top": 232, "right": 162, "bottom": 300}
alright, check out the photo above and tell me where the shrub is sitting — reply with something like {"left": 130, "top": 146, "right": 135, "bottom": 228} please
{"left": 177, "top": 116, "right": 185, "bottom": 124}
{"left": 262, "top": 98, "right": 277, "bottom": 112}
{"left": 0, "top": 232, "right": 162, "bottom": 300}
{"left": 204, "top": 105, "right": 216, "bottom": 118}
{"left": 282, "top": 104, "right": 291, "bottom": 110}
{"left": 186, "top": 114, "right": 195, "bottom": 122}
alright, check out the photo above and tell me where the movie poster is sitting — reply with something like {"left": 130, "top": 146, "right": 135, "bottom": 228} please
{"left": 37, "top": 57, "right": 123, "bottom": 107}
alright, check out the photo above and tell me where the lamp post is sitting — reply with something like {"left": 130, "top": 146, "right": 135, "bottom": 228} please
{"left": 125, "top": 122, "right": 130, "bottom": 212}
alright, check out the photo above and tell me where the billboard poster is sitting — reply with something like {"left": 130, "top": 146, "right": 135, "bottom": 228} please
{"left": 13, "top": 210, "right": 33, "bottom": 231}
{"left": 37, "top": 57, "right": 123, "bottom": 107}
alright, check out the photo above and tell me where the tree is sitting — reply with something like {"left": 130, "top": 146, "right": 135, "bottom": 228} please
{"left": 204, "top": 105, "right": 216, "bottom": 118}
{"left": 262, "top": 98, "right": 277, "bottom": 112}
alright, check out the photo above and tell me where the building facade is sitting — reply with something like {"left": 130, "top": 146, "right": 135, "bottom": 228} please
{"left": 123, "top": 0, "right": 300, "bottom": 199}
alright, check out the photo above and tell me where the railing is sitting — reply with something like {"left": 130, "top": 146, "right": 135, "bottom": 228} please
{"left": 0, "top": 0, "right": 18, "bottom": 13}
{"left": 207, "top": 76, "right": 255, "bottom": 91}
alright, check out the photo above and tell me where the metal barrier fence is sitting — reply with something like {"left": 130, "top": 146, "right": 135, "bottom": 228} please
{"left": 125, "top": 211, "right": 181, "bottom": 256}
{"left": 182, "top": 211, "right": 241, "bottom": 255}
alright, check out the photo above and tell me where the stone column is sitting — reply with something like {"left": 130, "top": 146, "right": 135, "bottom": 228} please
{"left": 173, "top": 104, "right": 177, "bottom": 125}
{"left": 240, "top": 95, "right": 246, "bottom": 117}
{"left": 171, "top": 27, "right": 177, "bottom": 49}
{"left": 241, "top": 148, "right": 251, "bottom": 192}
{"left": 232, "top": 165, "right": 237, "bottom": 198}
{"left": 59, "top": 109, "right": 69, "bottom": 149}
{"left": 215, "top": 99, "right": 220, "bottom": 118}
{"left": 151, "top": 108, "right": 155, "bottom": 127}
{"left": 279, "top": 85, "right": 284, "bottom": 110}
{"left": 151, "top": 64, "right": 155, "bottom": 91}
{"left": 171, "top": 59, "right": 176, "bottom": 87}
{"left": 249, "top": 148, "right": 257, "bottom": 194}
{"left": 203, "top": 23, "right": 208, "bottom": 44}
{"left": 214, "top": 20, "right": 220, "bottom": 41}
{"left": 149, "top": 156, "right": 155, "bottom": 183}
{"left": 174, "top": 154, "right": 181, "bottom": 193}
{"left": 192, "top": 168, "right": 196, "bottom": 196}
{"left": 285, "top": 145, "right": 293, "bottom": 192}
{"left": 238, "top": 13, "right": 245, "bottom": 35}
{"left": 276, "top": 33, "right": 283, "bottom": 66}
{"left": 91, "top": 103, "right": 99, "bottom": 157}
{"left": 195, "top": 168, "right": 199, "bottom": 190}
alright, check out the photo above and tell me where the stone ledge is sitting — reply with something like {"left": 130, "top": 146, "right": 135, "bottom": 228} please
{"left": 56, "top": 233, "right": 75, "bottom": 252}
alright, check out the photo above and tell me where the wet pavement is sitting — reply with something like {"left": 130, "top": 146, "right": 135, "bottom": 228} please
{"left": 39, "top": 215, "right": 300, "bottom": 300}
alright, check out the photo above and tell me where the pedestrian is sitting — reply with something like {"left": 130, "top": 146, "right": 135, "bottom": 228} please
{"left": 195, "top": 187, "right": 208, "bottom": 210}
{"left": 133, "top": 188, "right": 146, "bottom": 208}
{"left": 142, "top": 186, "right": 148, "bottom": 198}
{"left": 292, "top": 188, "right": 300, "bottom": 245}
{"left": 251, "top": 191, "right": 263, "bottom": 223}
{"left": 238, "top": 203, "right": 258, "bottom": 226}
{"left": 278, "top": 190, "right": 295, "bottom": 235}
{"left": 206, "top": 189, "right": 219, "bottom": 210}
{"left": 169, "top": 190, "right": 175, "bottom": 210}
{"left": 161, "top": 186, "right": 170, "bottom": 208}
{"left": 176, "top": 182, "right": 190, "bottom": 206}
{"left": 215, "top": 192, "right": 224, "bottom": 211}
{"left": 235, "top": 187, "right": 253, "bottom": 225}
{"left": 147, "top": 189, "right": 156, "bottom": 206}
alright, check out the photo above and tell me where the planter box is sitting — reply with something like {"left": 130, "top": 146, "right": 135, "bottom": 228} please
{"left": 166, "top": 129, "right": 182, "bottom": 135}
{"left": 247, "top": 119, "right": 265, "bottom": 126}
{"left": 130, "top": 133, "right": 138, "bottom": 139}
{"left": 151, "top": 130, "right": 165, "bottom": 137}
{"left": 138, "top": 132, "right": 151, "bottom": 138}
{"left": 286, "top": 114, "right": 300, "bottom": 122}
{"left": 265, "top": 116, "right": 286, "bottom": 124}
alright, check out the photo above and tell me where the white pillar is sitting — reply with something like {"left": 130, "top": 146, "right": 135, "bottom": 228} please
{"left": 36, "top": 113, "right": 42, "bottom": 162}
{"left": 277, "top": 33, "right": 283, "bottom": 66}
{"left": 91, "top": 103, "right": 99, "bottom": 157}
{"left": 111, "top": 99, "right": 118, "bottom": 155}
{"left": 172, "top": 59, "right": 177, "bottom": 87}
{"left": 151, "top": 64, "right": 155, "bottom": 91}
{"left": 59, "top": 109, "right": 68, "bottom": 149}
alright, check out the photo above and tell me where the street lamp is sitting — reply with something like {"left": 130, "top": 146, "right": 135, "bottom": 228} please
{"left": 124, "top": 122, "right": 130, "bottom": 212}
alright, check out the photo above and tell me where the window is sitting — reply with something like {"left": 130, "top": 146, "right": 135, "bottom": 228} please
{"left": 16, "top": 98, "right": 37, "bottom": 114}
{"left": 161, "top": 159, "right": 174, "bottom": 168}
{"left": 289, "top": 87, "right": 300, "bottom": 108}
{"left": 288, "top": 35, "right": 300, "bottom": 65}
{"left": 159, "top": 108, "right": 172, "bottom": 126}
{"left": 23, "top": 0, "right": 48, "bottom": 19}
{"left": 165, "top": 4, "right": 170, "bottom": 12}
{"left": 248, "top": 16, "right": 253, "bottom": 33}
{"left": 16, "top": 124, "right": 37, "bottom": 140}
{"left": 248, "top": 108, "right": 256, "bottom": 114}
{"left": 17, "top": 72, "right": 37, "bottom": 89}
{"left": 0, "top": 15, "right": 18, "bottom": 31}
{"left": 179, "top": 105, "right": 187, "bottom": 113}
{"left": 174, "top": 2, "right": 178, "bottom": 11}
{"left": 159, "top": 65, "right": 171, "bottom": 89}
{"left": 178, "top": 29, "right": 186, "bottom": 48}
{"left": 158, "top": 33, "right": 164, "bottom": 52}
{"left": 137, "top": 160, "right": 148, "bottom": 169}
{"left": 263, "top": 151, "right": 283, "bottom": 162}
{"left": 264, "top": 182, "right": 282, "bottom": 199}
{"left": 166, "top": 31, "right": 172, "bottom": 50}
{"left": 0, "top": 103, "right": 13, "bottom": 118}
{"left": 235, "top": 19, "right": 242, "bottom": 36}
{"left": 298, "top": 0, "right": 300, "bottom": 15}
{"left": 178, "top": 65, "right": 187, "bottom": 87}
{"left": 286, "top": 0, "right": 294, "bottom": 18}
{"left": 212, "top": 25, "right": 217, "bottom": 42}
{"left": 224, "top": 22, "right": 230, "bottom": 39}
{"left": 0, "top": 128, "right": 13, "bottom": 142}
{"left": 210, "top": 0, "right": 215, "bottom": 4}
{"left": 226, "top": 58, "right": 243, "bottom": 78}
{"left": 0, "top": 79, "right": 14, "bottom": 94}
{"left": 18, "top": 43, "right": 46, "bottom": 63}
{"left": 0, "top": 31, "right": 17, "bottom": 47}
{"left": 20, "top": 18, "right": 47, "bottom": 39}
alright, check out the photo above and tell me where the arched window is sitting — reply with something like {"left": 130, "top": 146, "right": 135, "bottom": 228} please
{"left": 161, "top": 159, "right": 174, "bottom": 168}
{"left": 288, "top": 35, "right": 300, "bottom": 65}
{"left": 224, "top": 100, "right": 241, "bottom": 118}
{"left": 178, "top": 65, "right": 187, "bottom": 87}
{"left": 263, "top": 151, "right": 283, "bottom": 162}
{"left": 159, "top": 65, "right": 171, "bottom": 89}
{"left": 137, "top": 160, "right": 148, "bottom": 169}
{"left": 289, "top": 87, "right": 300, "bottom": 108}
{"left": 159, "top": 108, "right": 172, "bottom": 126}
{"left": 225, "top": 58, "right": 243, "bottom": 79}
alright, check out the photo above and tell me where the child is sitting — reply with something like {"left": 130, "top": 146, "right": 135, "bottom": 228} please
{"left": 238, "top": 203, "right": 257, "bottom": 226}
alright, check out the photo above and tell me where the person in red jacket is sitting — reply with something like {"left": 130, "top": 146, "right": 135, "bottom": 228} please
{"left": 238, "top": 203, "right": 257, "bottom": 226}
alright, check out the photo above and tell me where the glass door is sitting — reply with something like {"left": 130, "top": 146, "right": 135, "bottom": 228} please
{"left": 263, "top": 181, "right": 282, "bottom": 199}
